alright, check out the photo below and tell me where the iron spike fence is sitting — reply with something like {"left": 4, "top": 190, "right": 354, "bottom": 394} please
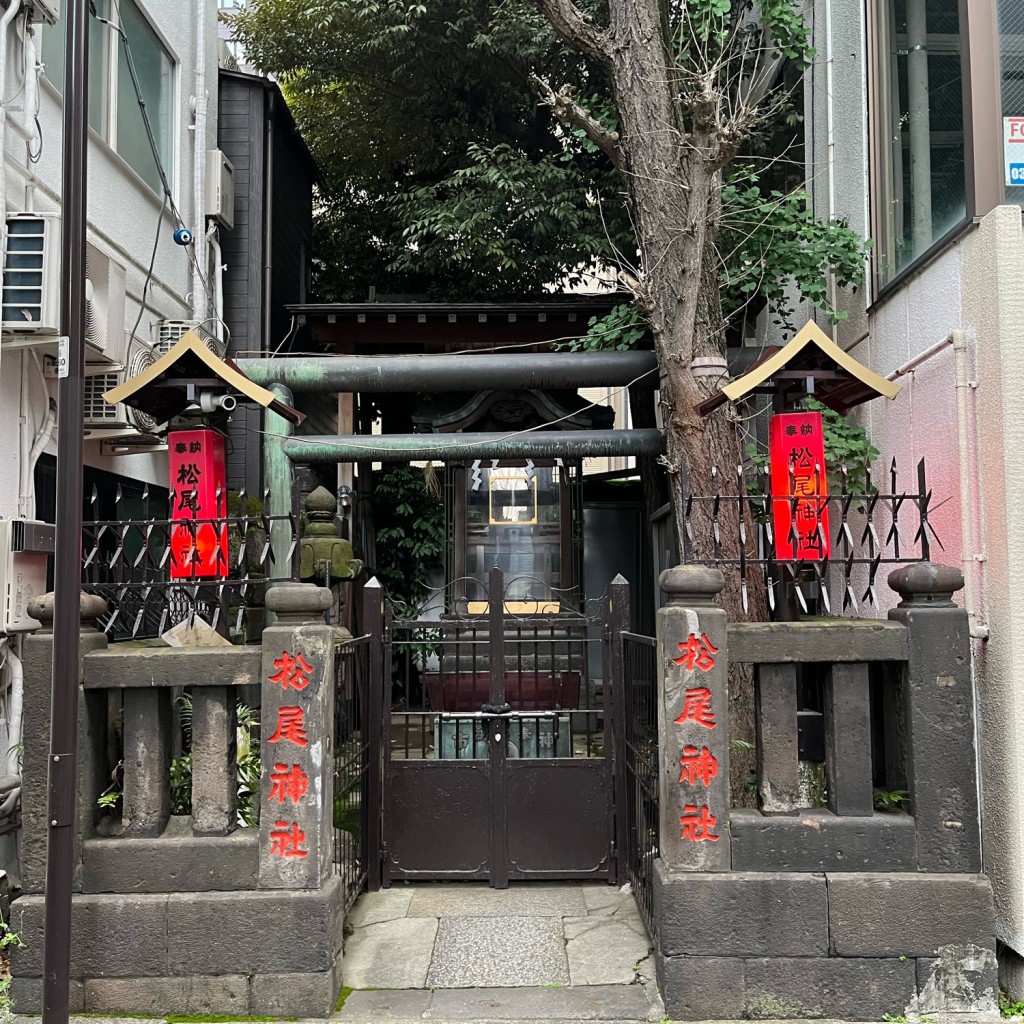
{"left": 682, "top": 457, "right": 942, "bottom": 614}
{"left": 621, "top": 632, "right": 659, "bottom": 940}
{"left": 80, "top": 484, "right": 301, "bottom": 641}
{"left": 334, "top": 633, "right": 371, "bottom": 912}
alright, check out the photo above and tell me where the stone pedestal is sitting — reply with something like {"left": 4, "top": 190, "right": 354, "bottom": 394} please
{"left": 19, "top": 592, "right": 108, "bottom": 894}
{"left": 656, "top": 566, "right": 730, "bottom": 871}
{"left": 258, "top": 582, "right": 334, "bottom": 889}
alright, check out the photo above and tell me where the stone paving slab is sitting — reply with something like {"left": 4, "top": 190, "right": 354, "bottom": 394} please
{"left": 336, "top": 989, "right": 434, "bottom": 1020}
{"left": 563, "top": 915, "right": 651, "bottom": 985}
{"left": 341, "top": 916, "right": 438, "bottom": 989}
{"left": 426, "top": 916, "right": 569, "bottom": 988}
{"left": 407, "top": 883, "right": 586, "bottom": 919}
{"left": 429, "top": 984, "right": 653, "bottom": 1020}
{"left": 347, "top": 888, "right": 414, "bottom": 928}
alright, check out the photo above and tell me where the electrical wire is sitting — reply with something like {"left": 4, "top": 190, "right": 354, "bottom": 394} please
{"left": 129, "top": 190, "right": 168, "bottom": 351}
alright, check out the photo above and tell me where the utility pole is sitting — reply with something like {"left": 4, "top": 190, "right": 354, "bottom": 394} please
{"left": 42, "top": 0, "right": 89, "bottom": 1020}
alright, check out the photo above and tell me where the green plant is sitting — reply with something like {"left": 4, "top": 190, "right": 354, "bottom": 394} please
{"left": 881, "top": 1015, "right": 907, "bottom": 1023}
{"left": 873, "top": 789, "right": 910, "bottom": 813}
{"left": 370, "top": 466, "right": 446, "bottom": 616}
{"left": 561, "top": 303, "right": 647, "bottom": 353}
{"left": 0, "top": 919, "right": 25, "bottom": 1024}
{"left": 170, "top": 754, "right": 193, "bottom": 816}
{"left": 1001, "top": 991, "right": 1024, "bottom": 1017}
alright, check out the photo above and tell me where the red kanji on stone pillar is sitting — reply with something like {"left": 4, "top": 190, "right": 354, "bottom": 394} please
{"left": 168, "top": 428, "right": 228, "bottom": 578}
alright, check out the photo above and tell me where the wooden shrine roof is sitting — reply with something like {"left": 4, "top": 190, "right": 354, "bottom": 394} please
{"left": 697, "top": 321, "right": 901, "bottom": 416}
{"left": 103, "top": 330, "right": 305, "bottom": 426}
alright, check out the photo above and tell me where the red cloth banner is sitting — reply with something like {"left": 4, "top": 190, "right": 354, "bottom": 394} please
{"left": 168, "top": 428, "right": 228, "bottom": 578}
{"left": 769, "top": 411, "right": 831, "bottom": 561}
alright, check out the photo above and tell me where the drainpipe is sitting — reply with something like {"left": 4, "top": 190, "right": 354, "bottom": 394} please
{"left": 887, "top": 332, "right": 988, "bottom": 639}
{"left": 208, "top": 222, "right": 223, "bottom": 348}
{"left": 22, "top": 20, "right": 40, "bottom": 211}
{"left": 262, "top": 88, "right": 275, "bottom": 355}
{"left": 191, "top": 0, "right": 208, "bottom": 323}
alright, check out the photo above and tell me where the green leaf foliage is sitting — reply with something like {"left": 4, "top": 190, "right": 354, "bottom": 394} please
{"left": 369, "top": 466, "right": 446, "bottom": 614}
{"left": 231, "top": 0, "right": 867, "bottom": 331}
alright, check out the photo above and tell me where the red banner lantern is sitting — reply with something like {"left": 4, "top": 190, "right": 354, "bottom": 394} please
{"left": 768, "top": 412, "right": 831, "bottom": 561}
{"left": 168, "top": 428, "right": 228, "bottom": 578}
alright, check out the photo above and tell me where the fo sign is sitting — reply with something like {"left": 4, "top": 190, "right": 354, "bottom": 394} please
{"left": 1004, "top": 118, "right": 1024, "bottom": 185}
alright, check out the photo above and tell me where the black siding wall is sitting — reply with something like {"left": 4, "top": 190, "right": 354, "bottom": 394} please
{"left": 217, "top": 72, "right": 318, "bottom": 497}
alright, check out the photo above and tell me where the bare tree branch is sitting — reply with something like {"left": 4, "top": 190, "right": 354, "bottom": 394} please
{"left": 535, "top": 0, "right": 611, "bottom": 65}
{"left": 534, "top": 76, "right": 621, "bottom": 169}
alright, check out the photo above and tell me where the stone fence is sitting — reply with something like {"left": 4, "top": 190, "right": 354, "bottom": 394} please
{"left": 10, "top": 583, "right": 348, "bottom": 1017}
{"left": 651, "top": 562, "right": 996, "bottom": 1020}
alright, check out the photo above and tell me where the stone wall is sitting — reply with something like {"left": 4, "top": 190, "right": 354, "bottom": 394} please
{"left": 651, "top": 564, "right": 996, "bottom": 1020}
{"left": 10, "top": 583, "right": 348, "bottom": 1017}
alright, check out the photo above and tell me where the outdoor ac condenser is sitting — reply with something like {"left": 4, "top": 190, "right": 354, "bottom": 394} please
{"left": 84, "top": 339, "right": 161, "bottom": 438}
{"left": 0, "top": 519, "right": 53, "bottom": 634}
{"left": 2, "top": 213, "right": 61, "bottom": 335}
{"left": 153, "top": 318, "right": 226, "bottom": 359}
{"left": 85, "top": 242, "right": 128, "bottom": 364}
{"left": 26, "top": 0, "right": 60, "bottom": 26}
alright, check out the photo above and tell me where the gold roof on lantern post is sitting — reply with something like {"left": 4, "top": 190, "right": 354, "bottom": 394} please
{"left": 696, "top": 320, "right": 902, "bottom": 416}
{"left": 102, "top": 329, "right": 304, "bottom": 426}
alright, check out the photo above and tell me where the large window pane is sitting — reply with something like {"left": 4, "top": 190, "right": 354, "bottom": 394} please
{"left": 115, "top": 0, "right": 173, "bottom": 193}
{"left": 40, "top": 0, "right": 111, "bottom": 137}
{"left": 875, "top": 0, "right": 966, "bottom": 286}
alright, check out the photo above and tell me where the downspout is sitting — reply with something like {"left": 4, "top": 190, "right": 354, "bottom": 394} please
{"left": 0, "top": 1, "right": 24, "bottom": 405}
{"left": 208, "top": 223, "right": 223, "bottom": 348}
{"left": 887, "top": 332, "right": 988, "bottom": 639}
{"left": 262, "top": 88, "right": 275, "bottom": 355}
{"left": 258, "top": 89, "right": 275, "bottom": 496}
{"left": 191, "top": 0, "right": 208, "bottom": 322}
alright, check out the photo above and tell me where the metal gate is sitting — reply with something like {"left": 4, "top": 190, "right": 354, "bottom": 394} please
{"left": 366, "top": 567, "right": 619, "bottom": 887}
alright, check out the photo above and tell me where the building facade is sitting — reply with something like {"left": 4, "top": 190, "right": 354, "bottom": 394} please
{"left": 796, "top": 0, "right": 1024, "bottom": 989}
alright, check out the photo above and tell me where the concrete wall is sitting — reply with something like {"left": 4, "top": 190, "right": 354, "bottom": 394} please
{"left": 1, "top": 0, "right": 220, "bottom": 512}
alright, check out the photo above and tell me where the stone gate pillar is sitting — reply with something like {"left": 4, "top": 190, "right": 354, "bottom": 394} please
{"left": 259, "top": 582, "right": 334, "bottom": 889}
{"left": 657, "top": 566, "right": 731, "bottom": 871}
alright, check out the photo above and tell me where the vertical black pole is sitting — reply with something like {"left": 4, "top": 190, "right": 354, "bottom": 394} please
{"left": 43, "top": 2, "right": 89, "bottom": 1021}
{"left": 363, "top": 578, "right": 384, "bottom": 892}
{"left": 607, "top": 575, "right": 630, "bottom": 885}
{"left": 488, "top": 566, "right": 508, "bottom": 888}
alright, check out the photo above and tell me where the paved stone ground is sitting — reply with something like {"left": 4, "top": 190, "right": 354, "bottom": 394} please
{"left": 337, "top": 881, "right": 661, "bottom": 1022}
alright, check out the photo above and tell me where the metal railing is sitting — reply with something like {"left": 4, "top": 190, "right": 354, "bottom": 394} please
{"left": 80, "top": 485, "right": 299, "bottom": 640}
{"left": 621, "top": 631, "right": 659, "bottom": 939}
{"left": 682, "top": 457, "right": 941, "bottom": 613}
{"left": 334, "top": 633, "right": 371, "bottom": 912}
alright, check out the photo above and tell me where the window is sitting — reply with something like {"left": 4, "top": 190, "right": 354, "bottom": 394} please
{"left": 42, "top": 0, "right": 174, "bottom": 194}
{"left": 873, "top": 0, "right": 967, "bottom": 288}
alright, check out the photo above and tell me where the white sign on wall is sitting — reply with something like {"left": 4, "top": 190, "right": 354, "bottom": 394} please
{"left": 1004, "top": 117, "right": 1024, "bottom": 186}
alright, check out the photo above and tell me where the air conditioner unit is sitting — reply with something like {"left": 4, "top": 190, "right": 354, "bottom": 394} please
{"left": 84, "top": 340, "right": 161, "bottom": 438}
{"left": 85, "top": 242, "right": 128, "bottom": 364}
{"left": 152, "top": 318, "right": 226, "bottom": 358}
{"left": 206, "top": 149, "right": 235, "bottom": 230}
{"left": 2, "top": 213, "right": 60, "bottom": 335}
{"left": 0, "top": 519, "right": 53, "bottom": 634}
{"left": 26, "top": 0, "right": 59, "bottom": 27}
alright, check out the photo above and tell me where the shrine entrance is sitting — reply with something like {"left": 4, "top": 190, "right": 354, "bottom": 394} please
{"left": 365, "top": 566, "right": 625, "bottom": 888}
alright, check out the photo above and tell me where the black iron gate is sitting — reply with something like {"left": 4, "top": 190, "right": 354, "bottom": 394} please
{"left": 366, "top": 567, "right": 621, "bottom": 887}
